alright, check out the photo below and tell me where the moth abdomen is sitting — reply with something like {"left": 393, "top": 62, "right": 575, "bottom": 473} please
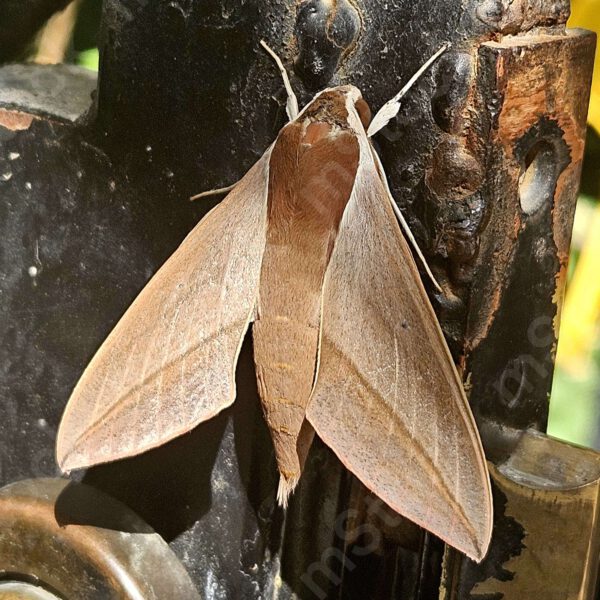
{"left": 252, "top": 94, "right": 361, "bottom": 498}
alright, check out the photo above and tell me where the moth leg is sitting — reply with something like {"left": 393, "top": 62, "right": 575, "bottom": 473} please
{"left": 371, "top": 150, "right": 443, "bottom": 294}
{"left": 367, "top": 43, "right": 450, "bottom": 138}
{"left": 189, "top": 182, "right": 238, "bottom": 202}
{"left": 260, "top": 40, "right": 299, "bottom": 121}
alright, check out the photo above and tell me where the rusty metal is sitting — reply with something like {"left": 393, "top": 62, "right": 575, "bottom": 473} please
{"left": 465, "top": 28, "right": 595, "bottom": 438}
{"left": 427, "top": 23, "right": 598, "bottom": 600}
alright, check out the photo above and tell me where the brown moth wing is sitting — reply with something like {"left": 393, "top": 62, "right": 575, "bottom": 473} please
{"left": 57, "top": 148, "right": 272, "bottom": 472}
{"left": 306, "top": 142, "right": 493, "bottom": 561}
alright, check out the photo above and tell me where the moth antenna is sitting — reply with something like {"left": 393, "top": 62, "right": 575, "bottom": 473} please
{"left": 260, "top": 40, "right": 299, "bottom": 121}
{"left": 277, "top": 474, "right": 299, "bottom": 508}
{"left": 390, "top": 198, "right": 443, "bottom": 294}
{"left": 190, "top": 182, "right": 237, "bottom": 202}
{"left": 371, "top": 150, "right": 443, "bottom": 294}
{"left": 367, "top": 43, "right": 451, "bottom": 138}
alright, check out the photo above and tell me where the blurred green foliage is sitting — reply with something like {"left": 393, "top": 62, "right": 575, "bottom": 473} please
{"left": 75, "top": 47, "right": 98, "bottom": 70}
{"left": 548, "top": 197, "right": 600, "bottom": 449}
{"left": 73, "top": 0, "right": 99, "bottom": 71}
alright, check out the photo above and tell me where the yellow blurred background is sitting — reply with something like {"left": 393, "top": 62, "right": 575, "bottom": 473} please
{"left": 548, "top": 0, "right": 600, "bottom": 448}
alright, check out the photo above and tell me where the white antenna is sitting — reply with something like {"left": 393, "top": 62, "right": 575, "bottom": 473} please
{"left": 368, "top": 43, "right": 450, "bottom": 137}
{"left": 260, "top": 40, "right": 299, "bottom": 121}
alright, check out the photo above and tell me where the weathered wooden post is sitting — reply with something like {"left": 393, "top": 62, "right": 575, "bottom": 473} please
{"left": 0, "top": 0, "right": 596, "bottom": 597}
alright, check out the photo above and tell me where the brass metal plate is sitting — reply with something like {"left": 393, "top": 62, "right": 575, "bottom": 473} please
{"left": 0, "top": 478, "right": 200, "bottom": 600}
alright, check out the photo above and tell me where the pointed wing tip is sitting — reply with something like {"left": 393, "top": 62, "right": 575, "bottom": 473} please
{"left": 56, "top": 443, "right": 86, "bottom": 474}
{"left": 454, "top": 488, "right": 493, "bottom": 563}
{"left": 463, "top": 535, "right": 491, "bottom": 563}
{"left": 455, "top": 505, "right": 493, "bottom": 563}
{"left": 472, "top": 473, "right": 494, "bottom": 563}
{"left": 57, "top": 443, "right": 118, "bottom": 473}
{"left": 56, "top": 426, "right": 99, "bottom": 473}
{"left": 56, "top": 454, "right": 76, "bottom": 475}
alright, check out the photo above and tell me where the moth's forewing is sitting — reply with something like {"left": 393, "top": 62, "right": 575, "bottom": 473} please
{"left": 306, "top": 100, "right": 493, "bottom": 561}
{"left": 56, "top": 148, "right": 273, "bottom": 471}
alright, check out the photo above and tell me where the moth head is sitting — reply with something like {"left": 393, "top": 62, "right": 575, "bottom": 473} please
{"left": 304, "top": 85, "right": 372, "bottom": 134}
{"left": 339, "top": 86, "right": 372, "bottom": 132}
{"left": 327, "top": 85, "right": 372, "bottom": 132}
